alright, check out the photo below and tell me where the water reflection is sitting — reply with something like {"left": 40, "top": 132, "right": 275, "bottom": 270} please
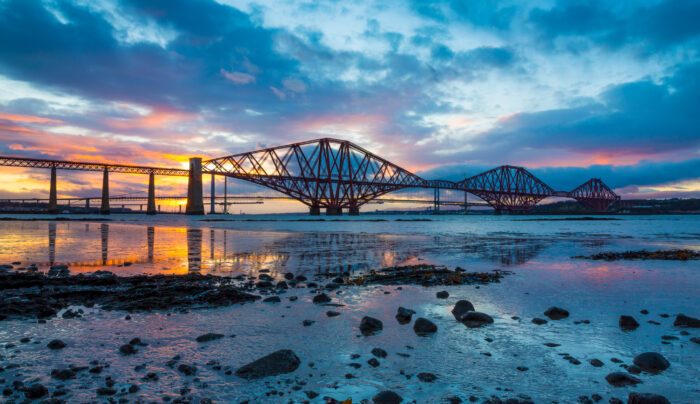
{"left": 48, "top": 222, "right": 56, "bottom": 264}
{"left": 147, "top": 226, "right": 154, "bottom": 262}
{"left": 187, "top": 228, "right": 202, "bottom": 274}
{"left": 100, "top": 223, "right": 108, "bottom": 265}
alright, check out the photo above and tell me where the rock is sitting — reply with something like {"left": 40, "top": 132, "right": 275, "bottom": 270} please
{"left": 263, "top": 296, "right": 281, "bottom": 303}
{"left": 367, "top": 358, "right": 380, "bottom": 367}
{"left": 119, "top": 344, "right": 137, "bottom": 355}
{"left": 673, "top": 313, "right": 700, "bottom": 328}
{"left": 284, "top": 272, "right": 295, "bottom": 280}
{"left": 235, "top": 349, "right": 300, "bottom": 379}
{"left": 451, "top": 300, "right": 475, "bottom": 321}
{"left": 326, "top": 310, "right": 341, "bottom": 317}
{"left": 196, "top": 333, "right": 224, "bottom": 343}
{"left": 417, "top": 372, "right": 437, "bottom": 382}
{"left": 47, "top": 339, "right": 66, "bottom": 350}
{"left": 371, "top": 348, "right": 387, "bottom": 358}
{"left": 691, "top": 337, "right": 700, "bottom": 344}
{"left": 360, "top": 316, "right": 383, "bottom": 336}
{"left": 632, "top": 352, "right": 670, "bottom": 373}
{"left": 24, "top": 383, "right": 48, "bottom": 399}
{"left": 628, "top": 365, "right": 642, "bottom": 374}
{"left": 302, "top": 320, "right": 315, "bottom": 326}
{"left": 296, "top": 275, "right": 308, "bottom": 282}
{"left": 619, "top": 315, "right": 640, "bottom": 331}
{"left": 312, "top": 293, "right": 331, "bottom": 304}
{"left": 373, "top": 390, "right": 403, "bottom": 404}
{"left": 276, "top": 281, "right": 288, "bottom": 289}
{"left": 589, "top": 359, "right": 604, "bottom": 367}
{"left": 177, "top": 363, "right": 197, "bottom": 376}
{"left": 256, "top": 281, "right": 273, "bottom": 288}
{"left": 532, "top": 318, "right": 548, "bottom": 325}
{"left": 627, "top": 393, "right": 671, "bottom": 404}
{"left": 143, "top": 372, "right": 159, "bottom": 381}
{"left": 96, "top": 387, "right": 117, "bottom": 395}
{"left": 395, "top": 307, "right": 415, "bottom": 324}
{"left": 48, "top": 265, "right": 70, "bottom": 277}
{"left": 413, "top": 317, "right": 437, "bottom": 335}
{"left": 459, "top": 311, "right": 494, "bottom": 328}
{"left": 50, "top": 369, "right": 75, "bottom": 381}
{"left": 436, "top": 291, "right": 449, "bottom": 299}
{"left": 605, "top": 372, "right": 642, "bottom": 387}
{"left": 544, "top": 307, "right": 569, "bottom": 320}
{"left": 129, "top": 337, "right": 147, "bottom": 346}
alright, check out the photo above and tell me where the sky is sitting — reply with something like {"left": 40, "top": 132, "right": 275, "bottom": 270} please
{"left": 0, "top": 0, "right": 699, "bottom": 211}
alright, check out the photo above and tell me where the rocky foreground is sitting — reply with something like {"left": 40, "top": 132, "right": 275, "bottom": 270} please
{"left": 0, "top": 264, "right": 697, "bottom": 403}
{"left": 573, "top": 249, "right": 700, "bottom": 261}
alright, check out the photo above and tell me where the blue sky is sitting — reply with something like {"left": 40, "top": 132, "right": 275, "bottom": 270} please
{"left": 0, "top": 0, "right": 699, "bottom": 203}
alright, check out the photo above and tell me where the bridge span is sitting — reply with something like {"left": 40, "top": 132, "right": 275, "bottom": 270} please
{"left": 0, "top": 138, "right": 619, "bottom": 215}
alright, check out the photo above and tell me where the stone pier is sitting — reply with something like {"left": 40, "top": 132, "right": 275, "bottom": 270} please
{"left": 100, "top": 168, "right": 110, "bottom": 215}
{"left": 210, "top": 173, "right": 215, "bottom": 214}
{"left": 326, "top": 206, "right": 342, "bottom": 216}
{"left": 348, "top": 206, "right": 360, "bottom": 215}
{"left": 147, "top": 172, "right": 156, "bottom": 215}
{"left": 186, "top": 157, "right": 205, "bottom": 215}
{"left": 48, "top": 166, "right": 58, "bottom": 214}
{"left": 309, "top": 205, "right": 321, "bottom": 216}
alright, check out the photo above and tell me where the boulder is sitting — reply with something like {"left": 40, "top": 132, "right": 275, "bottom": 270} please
{"left": 627, "top": 393, "right": 671, "bottom": 404}
{"left": 284, "top": 272, "right": 295, "bottom": 280}
{"left": 436, "top": 291, "right": 449, "bottom": 299}
{"left": 673, "top": 313, "right": 700, "bottom": 328}
{"left": 312, "top": 293, "right": 331, "bottom": 304}
{"left": 235, "top": 349, "right": 300, "bottom": 379}
{"left": 413, "top": 317, "right": 437, "bottom": 335}
{"left": 605, "top": 372, "right": 641, "bottom": 387}
{"left": 619, "top": 315, "right": 640, "bottom": 331}
{"left": 119, "top": 344, "right": 137, "bottom": 355}
{"left": 23, "top": 383, "right": 48, "bottom": 399}
{"left": 371, "top": 348, "right": 387, "bottom": 358}
{"left": 196, "top": 333, "right": 224, "bottom": 343}
{"left": 177, "top": 363, "right": 197, "bottom": 376}
{"left": 532, "top": 318, "right": 548, "bottom": 325}
{"left": 451, "top": 300, "right": 475, "bottom": 321}
{"left": 632, "top": 352, "right": 670, "bottom": 373}
{"left": 544, "top": 307, "right": 569, "bottom": 320}
{"left": 372, "top": 390, "right": 403, "bottom": 404}
{"left": 50, "top": 369, "right": 75, "bottom": 381}
{"left": 395, "top": 307, "right": 415, "bottom": 324}
{"left": 360, "top": 316, "right": 383, "bottom": 336}
{"left": 417, "top": 372, "right": 437, "bottom": 382}
{"left": 262, "top": 296, "right": 281, "bottom": 303}
{"left": 460, "top": 311, "right": 494, "bottom": 328}
{"left": 47, "top": 339, "right": 66, "bottom": 350}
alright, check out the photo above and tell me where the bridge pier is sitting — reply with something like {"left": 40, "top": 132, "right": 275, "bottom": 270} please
{"left": 48, "top": 165, "right": 58, "bottom": 214}
{"left": 223, "top": 176, "right": 228, "bottom": 214}
{"left": 147, "top": 172, "right": 157, "bottom": 215}
{"left": 348, "top": 206, "right": 360, "bottom": 216}
{"left": 326, "top": 206, "right": 342, "bottom": 216}
{"left": 433, "top": 188, "right": 440, "bottom": 214}
{"left": 210, "top": 173, "right": 215, "bottom": 214}
{"left": 100, "top": 168, "right": 110, "bottom": 215}
{"left": 309, "top": 205, "right": 321, "bottom": 216}
{"left": 186, "top": 157, "right": 205, "bottom": 215}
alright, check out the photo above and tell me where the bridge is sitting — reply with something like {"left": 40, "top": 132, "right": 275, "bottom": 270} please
{"left": 0, "top": 138, "right": 619, "bottom": 215}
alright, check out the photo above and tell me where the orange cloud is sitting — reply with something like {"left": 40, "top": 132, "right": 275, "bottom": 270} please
{"left": 0, "top": 113, "right": 61, "bottom": 124}
{"left": 103, "top": 107, "right": 197, "bottom": 130}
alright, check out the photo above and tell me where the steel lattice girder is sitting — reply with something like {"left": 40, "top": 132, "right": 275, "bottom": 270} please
{"left": 203, "top": 138, "right": 426, "bottom": 208}
{"left": 568, "top": 178, "right": 620, "bottom": 211}
{"left": 0, "top": 156, "right": 188, "bottom": 176}
{"left": 455, "top": 165, "right": 555, "bottom": 210}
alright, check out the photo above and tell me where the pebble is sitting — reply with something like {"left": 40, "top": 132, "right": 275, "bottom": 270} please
{"left": 417, "top": 372, "right": 437, "bottom": 382}
{"left": 532, "top": 318, "right": 548, "bottom": 325}
{"left": 371, "top": 348, "right": 387, "bottom": 358}
{"left": 196, "top": 333, "right": 224, "bottom": 343}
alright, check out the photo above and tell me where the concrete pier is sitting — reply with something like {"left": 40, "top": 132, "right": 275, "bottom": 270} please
{"left": 48, "top": 166, "right": 58, "bottom": 214}
{"left": 186, "top": 157, "right": 205, "bottom": 215}
{"left": 147, "top": 172, "right": 156, "bottom": 215}
{"left": 326, "top": 206, "right": 342, "bottom": 215}
{"left": 348, "top": 206, "right": 360, "bottom": 215}
{"left": 309, "top": 205, "right": 321, "bottom": 215}
{"left": 210, "top": 173, "right": 215, "bottom": 214}
{"left": 100, "top": 168, "right": 110, "bottom": 214}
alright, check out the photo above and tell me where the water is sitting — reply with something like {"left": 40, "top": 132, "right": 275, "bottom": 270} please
{"left": 0, "top": 214, "right": 699, "bottom": 403}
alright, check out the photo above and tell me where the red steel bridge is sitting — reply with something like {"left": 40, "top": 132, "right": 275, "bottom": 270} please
{"left": 0, "top": 138, "right": 619, "bottom": 215}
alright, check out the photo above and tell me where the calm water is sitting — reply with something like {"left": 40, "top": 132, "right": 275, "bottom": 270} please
{"left": 0, "top": 214, "right": 699, "bottom": 403}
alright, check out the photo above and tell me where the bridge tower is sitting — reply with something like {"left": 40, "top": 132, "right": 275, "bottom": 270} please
{"left": 186, "top": 157, "right": 205, "bottom": 215}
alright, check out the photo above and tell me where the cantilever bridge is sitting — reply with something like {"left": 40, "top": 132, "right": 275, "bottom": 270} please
{"left": 0, "top": 138, "right": 619, "bottom": 215}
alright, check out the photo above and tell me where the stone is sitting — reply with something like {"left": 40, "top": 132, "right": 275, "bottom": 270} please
{"left": 532, "top": 318, "right": 548, "bottom": 325}
{"left": 395, "top": 307, "right": 415, "bottom": 324}
{"left": 177, "top": 363, "right": 197, "bottom": 376}
{"left": 276, "top": 281, "right": 288, "bottom": 289}
{"left": 129, "top": 337, "right": 147, "bottom": 346}
{"left": 436, "top": 291, "right": 449, "bottom": 299}
{"left": 367, "top": 358, "right": 380, "bottom": 367}
{"left": 632, "top": 352, "right": 670, "bottom": 373}
{"left": 544, "top": 307, "right": 569, "bottom": 320}
{"left": 417, "top": 372, "right": 437, "bottom": 382}
{"left": 372, "top": 390, "right": 403, "bottom": 403}
{"left": 262, "top": 296, "right": 281, "bottom": 303}
{"left": 47, "top": 339, "right": 66, "bottom": 350}
{"left": 24, "top": 383, "right": 48, "bottom": 399}
{"left": 460, "top": 311, "right": 494, "bottom": 328}
{"left": 619, "top": 315, "right": 640, "bottom": 331}
{"left": 48, "top": 265, "right": 70, "bottom": 277}
{"left": 50, "top": 369, "right": 75, "bottom": 381}
{"left": 96, "top": 387, "right": 117, "bottom": 396}
{"left": 284, "top": 272, "right": 295, "bottom": 280}
{"left": 326, "top": 310, "right": 341, "bottom": 317}
{"left": 360, "top": 316, "right": 383, "bottom": 336}
{"left": 627, "top": 393, "right": 671, "bottom": 404}
{"left": 196, "top": 333, "right": 224, "bottom": 343}
{"left": 605, "top": 372, "right": 641, "bottom": 387}
{"left": 673, "top": 313, "right": 700, "bottom": 328}
{"left": 413, "top": 317, "right": 438, "bottom": 335}
{"left": 589, "top": 359, "right": 604, "bottom": 367}
{"left": 119, "top": 344, "right": 137, "bottom": 355}
{"left": 371, "top": 348, "right": 387, "bottom": 358}
{"left": 451, "top": 300, "right": 475, "bottom": 321}
{"left": 302, "top": 320, "right": 315, "bottom": 326}
{"left": 312, "top": 293, "right": 331, "bottom": 304}
{"left": 235, "top": 349, "right": 300, "bottom": 379}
